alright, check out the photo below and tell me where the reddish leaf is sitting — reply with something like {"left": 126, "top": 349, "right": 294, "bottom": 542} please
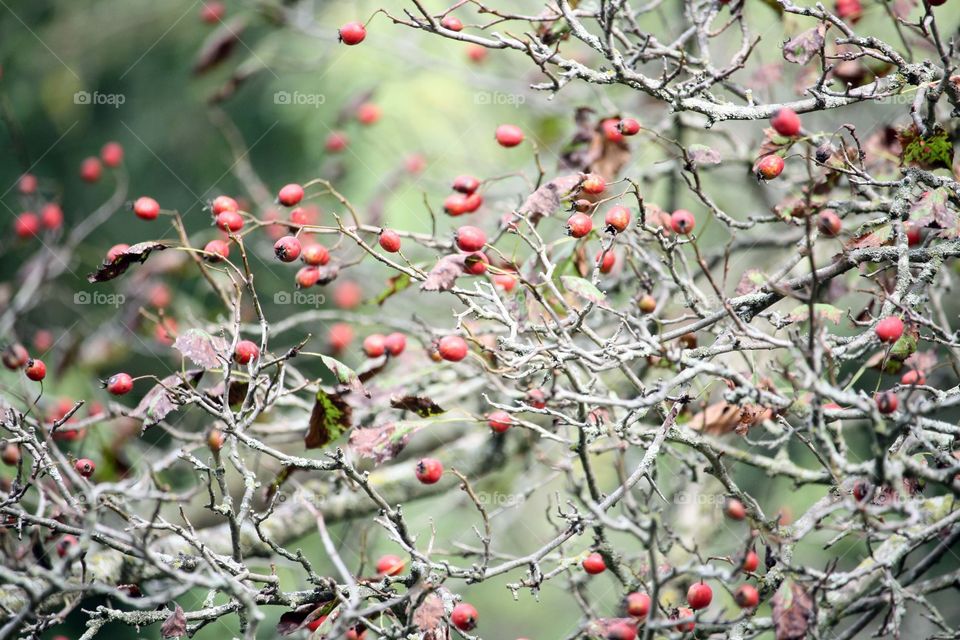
{"left": 771, "top": 581, "right": 814, "bottom": 640}
{"left": 87, "top": 241, "right": 170, "bottom": 283}
{"left": 783, "top": 24, "right": 827, "bottom": 65}
{"left": 421, "top": 254, "right": 467, "bottom": 292}
{"left": 304, "top": 389, "right": 352, "bottom": 449}
{"left": 518, "top": 174, "right": 583, "bottom": 223}
{"left": 172, "top": 328, "right": 227, "bottom": 369}
{"left": 131, "top": 371, "right": 204, "bottom": 428}
{"left": 193, "top": 17, "right": 247, "bottom": 75}
{"left": 160, "top": 604, "right": 186, "bottom": 638}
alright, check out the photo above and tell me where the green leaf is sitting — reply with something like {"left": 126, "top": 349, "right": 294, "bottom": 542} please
{"left": 560, "top": 275, "right": 607, "bottom": 306}
{"left": 899, "top": 125, "right": 954, "bottom": 171}
{"left": 890, "top": 330, "right": 918, "bottom": 360}
{"left": 788, "top": 303, "right": 843, "bottom": 324}
{"left": 304, "top": 390, "right": 352, "bottom": 449}
{"left": 374, "top": 272, "right": 411, "bottom": 305}
{"left": 318, "top": 355, "right": 363, "bottom": 394}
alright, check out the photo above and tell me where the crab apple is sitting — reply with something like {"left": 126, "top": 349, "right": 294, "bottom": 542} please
{"left": 618, "top": 117, "right": 641, "bottom": 136}
{"left": 901, "top": 369, "right": 926, "bottom": 385}
{"left": 607, "top": 622, "right": 637, "bottom": 640}
{"left": 301, "top": 243, "right": 330, "bottom": 266}
{"left": 325, "top": 131, "right": 348, "bottom": 152}
{"left": 295, "top": 266, "right": 319, "bottom": 288}
{"left": 328, "top": 323, "right": 354, "bottom": 352}
{"left": 363, "top": 334, "right": 387, "bottom": 358}
{"left": 602, "top": 118, "right": 624, "bottom": 143}
{"left": 670, "top": 209, "right": 695, "bottom": 235}
{"left": 357, "top": 102, "right": 381, "bottom": 125}
{"left": 25, "top": 359, "right": 46, "bottom": 381}
{"left": 2, "top": 344, "right": 29, "bottom": 370}
{"left": 106, "top": 373, "right": 133, "bottom": 395}
{"left": 215, "top": 211, "right": 244, "bottom": 232}
{"left": 384, "top": 332, "right": 407, "bottom": 356}
{"left": 277, "top": 183, "right": 304, "bottom": 207}
{"left": 133, "top": 196, "right": 160, "bottom": 220}
{"left": 274, "top": 235, "right": 302, "bottom": 262}
{"left": 106, "top": 243, "right": 130, "bottom": 262}
{"left": 40, "top": 203, "right": 63, "bottom": 230}
{"left": 742, "top": 550, "right": 760, "bottom": 572}
{"left": 687, "top": 582, "right": 712, "bottom": 610}
{"left": 438, "top": 335, "right": 468, "bottom": 361}
{"left": 441, "top": 14, "right": 463, "bottom": 31}
{"left": 17, "top": 173, "right": 37, "bottom": 194}
{"left": 638, "top": 294, "right": 656, "bottom": 314}
{"left": 817, "top": 210, "right": 842, "bottom": 237}
{"left": 204, "top": 239, "right": 230, "bottom": 262}
{"left": 379, "top": 229, "right": 402, "bottom": 253}
{"left": 835, "top": 0, "right": 862, "bottom": 21}
{"left": 597, "top": 250, "right": 616, "bottom": 274}
{"left": 462, "top": 192, "right": 483, "bottom": 213}
{"left": 376, "top": 554, "right": 405, "bottom": 576}
{"left": 495, "top": 124, "right": 524, "bottom": 147}
{"left": 207, "top": 428, "right": 225, "bottom": 452}
{"left": 583, "top": 552, "right": 607, "bottom": 574}
{"left": 582, "top": 174, "right": 606, "bottom": 194}
{"left": 567, "top": 212, "right": 593, "bottom": 238}
{"left": 488, "top": 410, "right": 512, "bottom": 433}
{"left": 734, "top": 584, "right": 760, "bottom": 609}
{"left": 756, "top": 154, "right": 785, "bottom": 180}
{"left": 234, "top": 340, "right": 260, "bottom": 365}
{"left": 200, "top": 1, "right": 225, "bottom": 23}
{"left": 444, "top": 193, "right": 470, "bottom": 216}
{"left": 770, "top": 108, "right": 802, "bottom": 137}
{"left": 493, "top": 272, "right": 518, "bottom": 291}
{"left": 605, "top": 206, "right": 631, "bottom": 232}
{"left": 1, "top": 443, "right": 20, "bottom": 466}
{"left": 14, "top": 212, "right": 40, "bottom": 238}
{"left": 875, "top": 391, "right": 898, "bottom": 414}
{"left": 56, "top": 535, "right": 78, "bottom": 558}
{"left": 211, "top": 195, "right": 239, "bottom": 215}
{"left": 875, "top": 316, "right": 904, "bottom": 343}
{"left": 80, "top": 157, "right": 102, "bottom": 183}
{"left": 339, "top": 21, "right": 366, "bottom": 45}
{"left": 415, "top": 457, "right": 444, "bottom": 484}
{"left": 456, "top": 225, "right": 487, "bottom": 252}
{"left": 527, "top": 388, "right": 547, "bottom": 409}
{"left": 100, "top": 141, "right": 124, "bottom": 167}
{"left": 452, "top": 175, "right": 480, "bottom": 194}
{"left": 334, "top": 281, "right": 362, "bottom": 309}
{"left": 724, "top": 497, "right": 747, "bottom": 520}
{"left": 626, "top": 592, "right": 651, "bottom": 619}
{"left": 451, "top": 603, "right": 478, "bottom": 631}
{"left": 74, "top": 458, "right": 96, "bottom": 478}
{"left": 466, "top": 43, "right": 487, "bottom": 62}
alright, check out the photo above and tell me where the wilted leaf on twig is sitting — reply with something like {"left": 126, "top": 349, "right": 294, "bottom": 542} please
{"left": 319, "top": 355, "right": 364, "bottom": 394}
{"left": 909, "top": 188, "right": 955, "bottom": 235}
{"left": 788, "top": 303, "right": 843, "bottom": 325}
{"left": 561, "top": 275, "right": 607, "bottom": 307}
{"left": 304, "top": 389, "right": 352, "bottom": 449}
{"left": 87, "top": 241, "right": 170, "bottom": 283}
{"left": 172, "top": 328, "right": 227, "bottom": 369}
{"left": 688, "top": 402, "right": 771, "bottom": 436}
{"left": 771, "top": 581, "right": 813, "bottom": 640}
{"left": 131, "top": 370, "right": 204, "bottom": 428}
{"left": 518, "top": 174, "right": 583, "bottom": 223}
{"left": 421, "top": 254, "right": 466, "bottom": 292}
{"left": 688, "top": 144, "right": 721, "bottom": 167}
{"left": 390, "top": 395, "right": 445, "bottom": 417}
{"left": 193, "top": 17, "right": 247, "bottom": 74}
{"left": 783, "top": 24, "right": 827, "bottom": 65}
{"left": 160, "top": 604, "right": 186, "bottom": 638}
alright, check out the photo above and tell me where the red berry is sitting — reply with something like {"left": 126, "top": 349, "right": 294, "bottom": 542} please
{"left": 493, "top": 272, "right": 518, "bottom": 292}
{"left": 133, "top": 196, "right": 160, "bottom": 221}
{"left": 74, "top": 458, "right": 96, "bottom": 478}
{"left": 466, "top": 44, "right": 487, "bottom": 63}
{"left": 488, "top": 410, "right": 512, "bottom": 433}
{"left": 605, "top": 206, "right": 631, "bottom": 232}
{"left": 734, "top": 584, "right": 760, "bottom": 609}
{"left": 606, "top": 622, "right": 637, "bottom": 640}
{"left": 438, "top": 335, "right": 468, "bottom": 361}
{"left": 357, "top": 103, "right": 381, "bottom": 125}
{"left": 452, "top": 175, "right": 480, "bottom": 194}
{"left": 618, "top": 118, "right": 641, "bottom": 136}
{"left": 200, "top": 1, "right": 225, "bottom": 23}
{"left": 875, "top": 391, "right": 898, "bottom": 414}
{"left": 582, "top": 552, "right": 606, "bottom": 574}
{"left": 456, "top": 225, "right": 487, "bottom": 252}
{"left": 756, "top": 155, "right": 785, "bottom": 181}
{"left": 290, "top": 205, "right": 319, "bottom": 226}
{"left": 686, "top": 582, "right": 712, "bottom": 610}
{"left": 638, "top": 294, "right": 656, "bottom": 313}
{"left": 901, "top": 369, "right": 926, "bottom": 386}
{"left": 441, "top": 15, "right": 463, "bottom": 31}
{"left": 80, "top": 157, "right": 102, "bottom": 183}
{"left": 211, "top": 195, "right": 239, "bottom": 215}
{"left": 495, "top": 124, "right": 524, "bottom": 147}
{"left": 328, "top": 323, "right": 354, "bottom": 352}
{"left": 405, "top": 154, "right": 426, "bottom": 174}
{"left": 770, "top": 108, "right": 802, "bottom": 137}
{"left": 817, "top": 210, "right": 842, "bottom": 237}
{"left": 100, "top": 141, "right": 124, "bottom": 167}
{"left": 14, "top": 212, "right": 40, "bottom": 238}
{"left": 274, "top": 236, "right": 302, "bottom": 262}
{"left": 375, "top": 554, "right": 405, "bottom": 576}
{"left": 444, "top": 193, "right": 470, "bottom": 216}
{"left": 2, "top": 344, "right": 29, "bottom": 370}
{"left": 301, "top": 243, "right": 330, "bottom": 266}
{"left": 527, "top": 389, "right": 547, "bottom": 409}
{"left": 415, "top": 457, "right": 444, "bottom": 484}
{"left": 835, "top": 0, "right": 862, "bottom": 21}
{"left": 724, "top": 498, "right": 746, "bottom": 520}
{"left": 325, "top": 131, "right": 348, "bottom": 152}
{"left": 207, "top": 429, "right": 225, "bottom": 452}
{"left": 462, "top": 192, "right": 483, "bottom": 213}
{"left": 906, "top": 224, "right": 922, "bottom": 246}
{"left": 451, "top": 603, "right": 478, "bottom": 631}
{"left": 595, "top": 250, "right": 615, "bottom": 274}
{"left": 567, "top": 213, "right": 593, "bottom": 238}
{"left": 106, "top": 243, "right": 130, "bottom": 262}
{"left": 106, "top": 373, "right": 133, "bottom": 395}
{"left": 602, "top": 118, "right": 624, "bottom": 143}
{"left": 384, "top": 332, "right": 407, "bottom": 356}
{"left": 363, "top": 334, "right": 387, "bottom": 358}
{"left": 25, "top": 359, "right": 46, "bottom": 381}
{"left": 18, "top": 173, "right": 38, "bottom": 194}
{"left": 278, "top": 183, "right": 304, "bottom": 207}
{"left": 204, "top": 239, "right": 230, "bottom": 262}
{"left": 339, "top": 22, "right": 366, "bottom": 45}
{"left": 216, "top": 211, "right": 244, "bottom": 232}
{"left": 742, "top": 550, "right": 759, "bottom": 572}
{"left": 56, "top": 535, "right": 78, "bottom": 558}
{"left": 295, "top": 266, "right": 320, "bottom": 288}
{"left": 671, "top": 209, "right": 695, "bottom": 235}
{"left": 1, "top": 443, "right": 20, "bottom": 466}
{"left": 875, "top": 316, "right": 904, "bottom": 343}
{"left": 626, "top": 592, "right": 651, "bottom": 619}
{"left": 582, "top": 174, "right": 606, "bottom": 194}
{"left": 40, "top": 203, "right": 63, "bottom": 230}
{"left": 379, "top": 229, "right": 402, "bottom": 253}
{"left": 234, "top": 340, "right": 260, "bottom": 365}
{"left": 334, "top": 281, "right": 362, "bottom": 309}
{"left": 852, "top": 480, "right": 871, "bottom": 502}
